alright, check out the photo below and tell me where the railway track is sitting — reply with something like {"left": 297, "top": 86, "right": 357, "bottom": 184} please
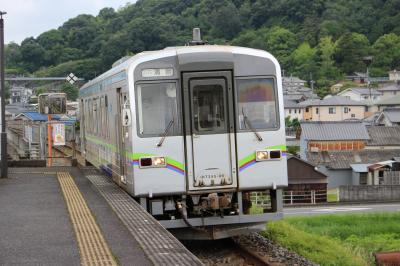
{"left": 183, "top": 238, "right": 269, "bottom": 266}
{"left": 183, "top": 233, "right": 317, "bottom": 266}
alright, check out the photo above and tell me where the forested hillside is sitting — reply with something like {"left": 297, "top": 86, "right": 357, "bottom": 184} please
{"left": 5, "top": 0, "right": 400, "bottom": 94}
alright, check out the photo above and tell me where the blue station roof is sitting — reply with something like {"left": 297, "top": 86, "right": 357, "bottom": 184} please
{"left": 19, "top": 112, "right": 61, "bottom": 121}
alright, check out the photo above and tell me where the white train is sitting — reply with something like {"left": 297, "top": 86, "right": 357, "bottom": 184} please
{"left": 79, "top": 31, "right": 288, "bottom": 239}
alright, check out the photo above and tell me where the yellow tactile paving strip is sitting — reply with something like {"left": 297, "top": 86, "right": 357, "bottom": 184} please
{"left": 57, "top": 172, "right": 117, "bottom": 266}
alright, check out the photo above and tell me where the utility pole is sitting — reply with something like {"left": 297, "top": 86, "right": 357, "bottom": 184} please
{"left": 363, "top": 56, "right": 373, "bottom": 101}
{"left": 0, "top": 11, "right": 7, "bottom": 178}
{"left": 309, "top": 72, "right": 315, "bottom": 94}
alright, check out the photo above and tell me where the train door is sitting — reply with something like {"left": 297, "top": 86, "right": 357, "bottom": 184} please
{"left": 183, "top": 71, "right": 237, "bottom": 191}
{"left": 116, "top": 89, "right": 129, "bottom": 184}
{"left": 79, "top": 99, "right": 86, "bottom": 153}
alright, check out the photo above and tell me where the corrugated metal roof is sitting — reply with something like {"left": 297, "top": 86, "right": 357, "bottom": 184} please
{"left": 301, "top": 121, "right": 370, "bottom": 141}
{"left": 343, "top": 88, "right": 382, "bottom": 95}
{"left": 306, "top": 150, "right": 400, "bottom": 169}
{"left": 384, "top": 109, "right": 400, "bottom": 123}
{"left": 377, "top": 84, "right": 400, "bottom": 91}
{"left": 283, "top": 76, "right": 306, "bottom": 83}
{"left": 17, "top": 112, "right": 61, "bottom": 121}
{"left": 367, "top": 126, "right": 400, "bottom": 146}
{"left": 350, "top": 164, "right": 372, "bottom": 172}
{"left": 376, "top": 95, "right": 400, "bottom": 105}
{"left": 284, "top": 99, "right": 302, "bottom": 108}
{"left": 299, "top": 96, "right": 366, "bottom": 106}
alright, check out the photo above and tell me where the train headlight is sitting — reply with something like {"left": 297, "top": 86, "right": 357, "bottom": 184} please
{"left": 256, "top": 150, "right": 269, "bottom": 161}
{"left": 269, "top": 150, "right": 282, "bottom": 159}
{"left": 139, "top": 156, "right": 166, "bottom": 168}
{"left": 153, "top": 156, "right": 166, "bottom": 167}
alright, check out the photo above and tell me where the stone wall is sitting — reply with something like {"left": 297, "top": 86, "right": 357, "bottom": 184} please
{"left": 339, "top": 185, "right": 400, "bottom": 202}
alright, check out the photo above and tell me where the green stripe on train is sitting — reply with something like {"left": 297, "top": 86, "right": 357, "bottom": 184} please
{"left": 85, "top": 135, "right": 185, "bottom": 171}
{"left": 238, "top": 144, "right": 287, "bottom": 167}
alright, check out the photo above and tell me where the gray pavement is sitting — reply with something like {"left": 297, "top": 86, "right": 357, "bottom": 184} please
{"left": 284, "top": 202, "right": 400, "bottom": 217}
{"left": 0, "top": 168, "right": 152, "bottom": 266}
{"left": 0, "top": 171, "right": 80, "bottom": 265}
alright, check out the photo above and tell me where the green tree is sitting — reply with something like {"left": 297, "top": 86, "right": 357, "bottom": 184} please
{"left": 334, "top": 32, "right": 370, "bottom": 75}
{"left": 4, "top": 42, "right": 22, "bottom": 69}
{"left": 231, "top": 28, "right": 269, "bottom": 49}
{"left": 290, "top": 42, "right": 317, "bottom": 80}
{"left": 210, "top": 2, "right": 242, "bottom": 39}
{"left": 61, "top": 83, "right": 79, "bottom": 101}
{"left": 371, "top": 33, "right": 400, "bottom": 75}
{"left": 20, "top": 38, "right": 46, "bottom": 72}
{"left": 316, "top": 36, "right": 341, "bottom": 89}
{"left": 265, "top": 27, "right": 298, "bottom": 70}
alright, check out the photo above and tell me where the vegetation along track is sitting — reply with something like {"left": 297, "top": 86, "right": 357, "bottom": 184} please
{"left": 183, "top": 233, "right": 316, "bottom": 266}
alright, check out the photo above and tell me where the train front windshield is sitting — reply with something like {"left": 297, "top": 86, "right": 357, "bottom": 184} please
{"left": 236, "top": 78, "right": 278, "bottom": 130}
{"left": 136, "top": 83, "right": 182, "bottom": 136}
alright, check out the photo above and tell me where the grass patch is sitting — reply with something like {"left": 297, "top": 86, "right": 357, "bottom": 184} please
{"left": 263, "top": 221, "right": 366, "bottom": 266}
{"left": 327, "top": 189, "right": 339, "bottom": 202}
{"left": 264, "top": 213, "right": 400, "bottom": 265}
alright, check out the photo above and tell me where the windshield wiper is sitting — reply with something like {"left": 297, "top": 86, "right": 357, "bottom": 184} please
{"left": 242, "top": 108, "right": 263, "bottom": 142}
{"left": 157, "top": 119, "right": 174, "bottom": 147}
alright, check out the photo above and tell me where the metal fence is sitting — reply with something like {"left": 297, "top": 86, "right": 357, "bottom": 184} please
{"left": 250, "top": 191, "right": 271, "bottom": 209}
{"left": 384, "top": 171, "right": 400, "bottom": 185}
{"left": 7, "top": 119, "right": 77, "bottom": 164}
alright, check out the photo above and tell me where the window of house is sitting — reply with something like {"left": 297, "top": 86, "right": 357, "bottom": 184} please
{"left": 329, "top": 107, "right": 336, "bottom": 114}
{"left": 359, "top": 173, "right": 367, "bottom": 185}
{"left": 344, "top": 107, "right": 349, "bottom": 113}
{"left": 351, "top": 114, "right": 355, "bottom": 118}
{"left": 306, "top": 107, "right": 309, "bottom": 112}
{"left": 316, "top": 107, "right": 319, "bottom": 114}
{"left": 299, "top": 109, "right": 301, "bottom": 114}
{"left": 289, "top": 109, "right": 292, "bottom": 114}
{"left": 294, "top": 109, "right": 297, "bottom": 114}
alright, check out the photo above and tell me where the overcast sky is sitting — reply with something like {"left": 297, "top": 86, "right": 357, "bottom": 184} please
{"left": 2, "top": 0, "right": 132, "bottom": 44}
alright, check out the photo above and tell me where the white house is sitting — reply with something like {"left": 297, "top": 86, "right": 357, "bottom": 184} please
{"left": 377, "top": 83, "right": 400, "bottom": 100}
{"left": 284, "top": 99, "right": 303, "bottom": 120}
{"left": 389, "top": 70, "right": 400, "bottom": 82}
{"left": 338, "top": 87, "right": 381, "bottom": 102}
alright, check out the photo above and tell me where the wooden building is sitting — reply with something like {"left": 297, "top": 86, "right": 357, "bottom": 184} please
{"left": 285, "top": 156, "right": 328, "bottom": 204}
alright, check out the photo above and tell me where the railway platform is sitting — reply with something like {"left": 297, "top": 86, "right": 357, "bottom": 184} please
{"left": 0, "top": 167, "right": 202, "bottom": 266}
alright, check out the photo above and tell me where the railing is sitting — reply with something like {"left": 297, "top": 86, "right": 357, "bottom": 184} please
{"left": 250, "top": 192, "right": 271, "bottom": 208}
{"left": 283, "top": 189, "right": 328, "bottom": 205}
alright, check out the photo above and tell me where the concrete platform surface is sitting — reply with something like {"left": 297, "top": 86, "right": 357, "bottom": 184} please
{"left": 0, "top": 167, "right": 152, "bottom": 266}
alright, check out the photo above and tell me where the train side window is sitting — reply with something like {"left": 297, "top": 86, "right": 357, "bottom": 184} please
{"left": 93, "top": 101, "right": 97, "bottom": 135}
{"left": 136, "top": 82, "right": 182, "bottom": 137}
{"left": 105, "top": 95, "right": 109, "bottom": 139}
{"left": 88, "top": 99, "right": 92, "bottom": 134}
{"left": 100, "top": 96, "right": 104, "bottom": 137}
{"left": 236, "top": 78, "right": 279, "bottom": 130}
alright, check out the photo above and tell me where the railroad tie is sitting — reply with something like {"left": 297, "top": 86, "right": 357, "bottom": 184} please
{"left": 57, "top": 172, "right": 117, "bottom": 266}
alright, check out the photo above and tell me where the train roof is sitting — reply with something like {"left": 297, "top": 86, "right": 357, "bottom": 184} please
{"left": 80, "top": 45, "right": 279, "bottom": 92}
